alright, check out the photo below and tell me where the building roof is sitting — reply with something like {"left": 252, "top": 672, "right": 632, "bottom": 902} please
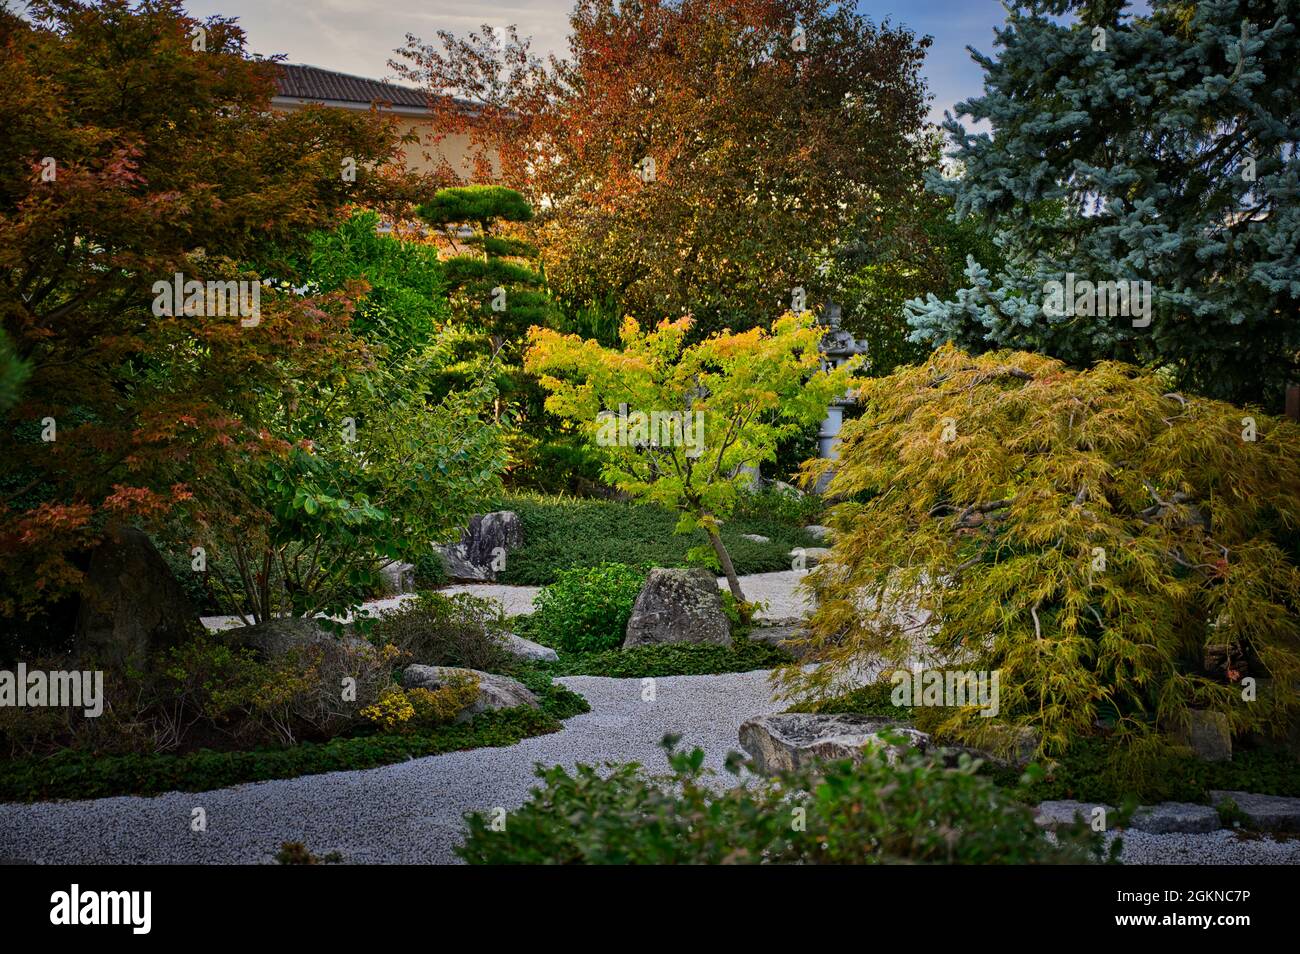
{"left": 274, "top": 63, "right": 433, "bottom": 110}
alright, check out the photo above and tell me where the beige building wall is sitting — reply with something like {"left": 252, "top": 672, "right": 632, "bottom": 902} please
{"left": 271, "top": 100, "right": 496, "bottom": 180}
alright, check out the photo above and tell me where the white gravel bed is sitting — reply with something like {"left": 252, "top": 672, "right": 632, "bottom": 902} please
{"left": 0, "top": 670, "right": 783, "bottom": 865}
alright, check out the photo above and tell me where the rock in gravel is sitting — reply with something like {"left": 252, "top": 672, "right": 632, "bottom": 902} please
{"left": 1209, "top": 791, "right": 1300, "bottom": 831}
{"left": 624, "top": 567, "right": 731, "bottom": 648}
{"left": 790, "top": 546, "right": 832, "bottom": 568}
{"left": 74, "top": 527, "right": 201, "bottom": 669}
{"left": 435, "top": 511, "right": 522, "bottom": 582}
{"left": 1034, "top": 801, "right": 1114, "bottom": 830}
{"left": 1129, "top": 802, "right": 1221, "bottom": 834}
{"left": 499, "top": 632, "right": 557, "bottom": 662}
{"left": 747, "top": 623, "right": 811, "bottom": 660}
{"left": 1173, "top": 710, "right": 1232, "bottom": 762}
{"left": 804, "top": 525, "right": 834, "bottom": 542}
{"left": 379, "top": 561, "right": 416, "bottom": 596}
{"left": 739, "top": 713, "right": 927, "bottom": 775}
{"left": 402, "top": 665, "right": 538, "bottom": 721}
{"left": 740, "top": 533, "right": 771, "bottom": 544}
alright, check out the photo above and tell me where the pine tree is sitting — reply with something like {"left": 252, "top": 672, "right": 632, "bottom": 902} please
{"left": 905, "top": 0, "right": 1300, "bottom": 406}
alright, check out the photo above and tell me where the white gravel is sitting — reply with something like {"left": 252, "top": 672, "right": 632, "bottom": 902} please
{"left": 16, "top": 571, "right": 1297, "bottom": 865}
{"left": 0, "top": 670, "right": 784, "bottom": 865}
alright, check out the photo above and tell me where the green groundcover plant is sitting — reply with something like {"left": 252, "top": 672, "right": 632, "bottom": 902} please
{"left": 457, "top": 737, "right": 1114, "bottom": 865}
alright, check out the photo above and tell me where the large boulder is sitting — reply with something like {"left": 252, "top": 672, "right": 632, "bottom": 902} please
{"left": 739, "top": 713, "right": 929, "bottom": 775}
{"left": 226, "top": 616, "right": 363, "bottom": 660}
{"left": 789, "top": 546, "right": 832, "bottom": 569}
{"left": 435, "top": 511, "right": 522, "bottom": 582}
{"left": 1172, "top": 710, "right": 1232, "bottom": 762}
{"left": 1209, "top": 791, "right": 1300, "bottom": 832}
{"left": 747, "top": 623, "right": 812, "bottom": 660}
{"left": 379, "top": 561, "right": 416, "bottom": 597}
{"left": 623, "top": 567, "right": 731, "bottom": 648}
{"left": 401, "top": 665, "right": 538, "bottom": 722}
{"left": 74, "top": 527, "right": 201, "bottom": 669}
{"left": 498, "top": 632, "right": 558, "bottom": 662}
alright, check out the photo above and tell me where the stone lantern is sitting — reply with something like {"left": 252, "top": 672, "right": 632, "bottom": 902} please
{"left": 815, "top": 301, "right": 868, "bottom": 491}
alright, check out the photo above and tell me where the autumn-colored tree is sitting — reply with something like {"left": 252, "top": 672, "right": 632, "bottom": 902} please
{"left": 0, "top": 1, "right": 451, "bottom": 621}
{"left": 393, "top": 0, "right": 932, "bottom": 336}
{"left": 525, "top": 311, "right": 858, "bottom": 601}
{"left": 779, "top": 346, "right": 1300, "bottom": 769}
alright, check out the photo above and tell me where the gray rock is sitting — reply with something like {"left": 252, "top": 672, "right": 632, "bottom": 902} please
{"left": 401, "top": 665, "right": 539, "bottom": 722}
{"left": 623, "top": 567, "right": 731, "bottom": 648}
{"left": 1034, "top": 800, "right": 1114, "bottom": 830}
{"left": 379, "top": 561, "right": 416, "bottom": 596}
{"left": 1173, "top": 710, "right": 1232, "bottom": 762}
{"left": 804, "top": 525, "right": 834, "bottom": 542}
{"left": 1129, "top": 802, "right": 1222, "bottom": 834}
{"left": 499, "top": 632, "right": 558, "bottom": 662}
{"left": 747, "top": 623, "right": 810, "bottom": 660}
{"left": 1209, "top": 791, "right": 1300, "bottom": 832}
{"left": 227, "top": 616, "right": 362, "bottom": 660}
{"left": 789, "top": 546, "right": 832, "bottom": 568}
{"left": 739, "top": 713, "right": 928, "bottom": 775}
{"left": 740, "top": 533, "right": 771, "bottom": 544}
{"left": 435, "top": 510, "right": 522, "bottom": 582}
{"left": 772, "top": 480, "right": 805, "bottom": 499}
{"left": 74, "top": 527, "right": 201, "bottom": 669}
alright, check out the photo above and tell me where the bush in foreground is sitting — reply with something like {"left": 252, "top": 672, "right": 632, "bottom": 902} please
{"left": 458, "top": 738, "right": 1114, "bottom": 865}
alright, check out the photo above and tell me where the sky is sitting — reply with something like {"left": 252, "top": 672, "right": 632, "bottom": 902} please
{"left": 178, "top": 0, "right": 1007, "bottom": 129}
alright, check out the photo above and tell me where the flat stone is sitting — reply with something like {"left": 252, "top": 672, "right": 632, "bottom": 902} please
{"left": 740, "top": 533, "right": 771, "bottom": 544}
{"left": 1209, "top": 791, "right": 1300, "bottom": 832}
{"left": 739, "top": 713, "right": 928, "bottom": 775}
{"left": 401, "top": 665, "right": 538, "bottom": 722}
{"left": 1034, "top": 800, "right": 1115, "bottom": 830}
{"left": 789, "top": 546, "right": 832, "bottom": 568}
{"left": 624, "top": 567, "right": 731, "bottom": 648}
{"left": 1129, "top": 802, "right": 1221, "bottom": 834}
{"left": 499, "top": 632, "right": 557, "bottom": 662}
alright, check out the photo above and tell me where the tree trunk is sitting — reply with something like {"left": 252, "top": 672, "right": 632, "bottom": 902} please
{"left": 706, "top": 524, "right": 745, "bottom": 603}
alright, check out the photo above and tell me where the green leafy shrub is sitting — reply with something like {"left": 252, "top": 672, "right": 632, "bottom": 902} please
{"left": 370, "top": 591, "right": 516, "bottom": 673}
{"left": 530, "top": 563, "right": 645, "bottom": 653}
{"left": 780, "top": 347, "right": 1300, "bottom": 766}
{"left": 458, "top": 738, "right": 1113, "bottom": 865}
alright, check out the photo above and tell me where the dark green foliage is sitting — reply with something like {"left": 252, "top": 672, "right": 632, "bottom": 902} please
{"left": 498, "top": 495, "right": 818, "bottom": 585}
{"left": 369, "top": 590, "right": 517, "bottom": 673}
{"left": 529, "top": 563, "right": 645, "bottom": 653}
{"left": 417, "top": 185, "right": 534, "bottom": 227}
{"left": 457, "top": 738, "right": 1111, "bottom": 864}
{"left": 0, "top": 680, "right": 588, "bottom": 802}
{"left": 529, "top": 638, "right": 792, "bottom": 678}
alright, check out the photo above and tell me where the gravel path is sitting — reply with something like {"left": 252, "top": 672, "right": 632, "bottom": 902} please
{"left": 2, "top": 664, "right": 1297, "bottom": 865}
{"left": 18, "top": 571, "right": 1298, "bottom": 865}
{"left": 0, "top": 670, "right": 784, "bottom": 865}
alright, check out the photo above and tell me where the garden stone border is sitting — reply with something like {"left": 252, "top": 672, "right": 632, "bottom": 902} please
{"left": 1035, "top": 794, "right": 1300, "bottom": 834}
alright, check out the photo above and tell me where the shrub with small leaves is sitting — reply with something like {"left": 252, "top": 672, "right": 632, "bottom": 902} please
{"left": 458, "top": 736, "right": 1113, "bottom": 865}
{"left": 359, "top": 686, "right": 416, "bottom": 732}
{"left": 408, "top": 674, "right": 480, "bottom": 727}
{"left": 529, "top": 563, "right": 646, "bottom": 653}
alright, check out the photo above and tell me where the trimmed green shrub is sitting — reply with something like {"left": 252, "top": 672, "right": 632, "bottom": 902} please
{"left": 458, "top": 737, "right": 1113, "bottom": 864}
{"left": 369, "top": 590, "right": 516, "bottom": 673}
{"left": 529, "top": 563, "right": 645, "bottom": 653}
